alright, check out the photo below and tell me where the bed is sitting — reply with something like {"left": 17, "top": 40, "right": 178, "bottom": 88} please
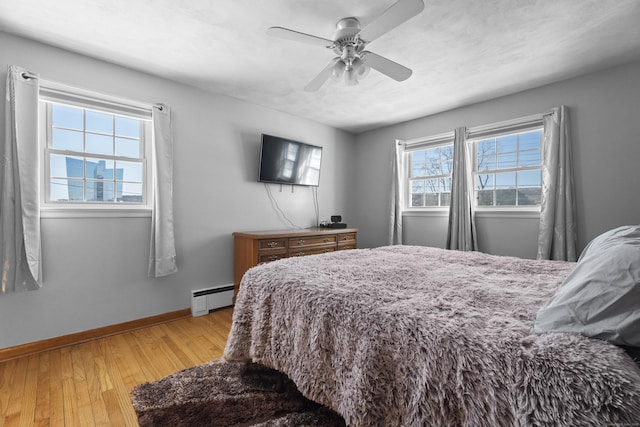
{"left": 224, "top": 242, "right": 640, "bottom": 426}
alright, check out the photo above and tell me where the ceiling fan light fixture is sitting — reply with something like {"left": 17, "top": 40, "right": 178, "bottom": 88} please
{"left": 331, "top": 60, "right": 346, "bottom": 81}
{"left": 345, "top": 69, "right": 358, "bottom": 86}
{"left": 352, "top": 57, "right": 370, "bottom": 80}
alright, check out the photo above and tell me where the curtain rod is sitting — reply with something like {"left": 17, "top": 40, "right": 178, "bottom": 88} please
{"left": 20, "top": 68, "right": 166, "bottom": 112}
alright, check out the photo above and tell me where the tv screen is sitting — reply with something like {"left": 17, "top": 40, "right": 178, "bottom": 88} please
{"left": 258, "top": 134, "right": 322, "bottom": 186}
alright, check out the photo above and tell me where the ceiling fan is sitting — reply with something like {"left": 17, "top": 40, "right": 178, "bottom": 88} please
{"left": 267, "top": 0, "right": 425, "bottom": 91}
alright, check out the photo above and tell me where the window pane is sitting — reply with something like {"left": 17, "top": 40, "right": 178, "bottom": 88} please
{"left": 411, "top": 163, "right": 427, "bottom": 178}
{"left": 411, "top": 180, "right": 424, "bottom": 193}
{"left": 517, "top": 170, "right": 542, "bottom": 205}
{"left": 52, "top": 128, "right": 83, "bottom": 151}
{"left": 424, "top": 193, "right": 439, "bottom": 206}
{"left": 116, "top": 137, "right": 141, "bottom": 158}
{"left": 477, "top": 154, "right": 495, "bottom": 171}
{"left": 441, "top": 177, "right": 451, "bottom": 192}
{"left": 425, "top": 178, "right": 440, "bottom": 192}
{"left": 86, "top": 181, "right": 114, "bottom": 202}
{"left": 496, "top": 189, "right": 517, "bottom": 205}
{"left": 441, "top": 192, "right": 451, "bottom": 206}
{"left": 442, "top": 160, "right": 453, "bottom": 174}
{"left": 495, "top": 172, "right": 517, "bottom": 205}
{"left": 50, "top": 154, "right": 83, "bottom": 179}
{"left": 517, "top": 170, "right": 541, "bottom": 188}
{"left": 518, "top": 188, "right": 541, "bottom": 205}
{"left": 411, "top": 193, "right": 424, "bottom": 207}
{"left": 119, "top": 183, "right": 143, "bottom": 202}
{"left": 426, "top": 148, "right": 440, "bottom": 164}
{"left": 50, "top": 178, "right": 84, "bottom": 202}
{"left": 519, "top": 131, "right": 541, "bottom": 151}
{"left": 411, "top": 150, "right": 425, "bottom": 164}
{"left": 497, "top": 152, "right": 517, "bottom": 169}
{"left": 477, "top": 190, "right": 493, "bottom": 206}
{"left": 115, "top": 116, "right": 140, "bottom": 138}
{"left": 52, "top": 104, "right": 83, "bottom": 130}
{"left": 497, "top": 135, "right": 517, "bottom": 153}
{"left": 86, "top": 158, "right": 114, "bottom": 180}
{"left": 440, "top": 146, "right": 453, "bottom": 160}
{"left": 86, "top": 133, "right": 113, "bottom": 155}
{"left": 477, "top": 174, "right": 493, "bottom": 190}
{"left": 86, "top": 111, "right": 113, "bottom": 134}
{"left": 519, "top": 149, "right": 540, "bottom": 167}
{"left": 117, "top": 160, "right": 143, "bottom": 182}
{"left": 495, "top": 172, "right": 516, "bottom": 189}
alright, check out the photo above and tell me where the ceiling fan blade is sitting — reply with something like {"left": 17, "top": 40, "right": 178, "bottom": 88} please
{"left": 361, "top": 51, "right": 412, "bottom": 81}
{"left": 358, "top": 0, "right": 424, "bottom": 43}
{"left": 267, "top": 27, "right": 334, "bottom": 48}
{"left": 304, "top": 58, "right": 342, "bottom": 92}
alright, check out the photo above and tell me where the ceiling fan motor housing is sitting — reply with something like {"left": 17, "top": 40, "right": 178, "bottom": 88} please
{"left": 333, "top": 17, "right": 366, "bottom": 71}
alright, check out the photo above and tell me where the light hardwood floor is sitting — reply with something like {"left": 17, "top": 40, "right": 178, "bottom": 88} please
{"left": 0, "top": 307, "right": 234, "bottom": 427}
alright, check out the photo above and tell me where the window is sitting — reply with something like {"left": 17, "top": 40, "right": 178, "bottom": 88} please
{"left": 402, "top": 115, "right": 543, "bottom": 211}
{"left": 408, "top": 144, "right": 453, "bottom": 207}
{"left": 471, "top": 128, "right": 542, "bottom": 207}
{"left": 40, "top": 85, "right": 152, "bottom": 208}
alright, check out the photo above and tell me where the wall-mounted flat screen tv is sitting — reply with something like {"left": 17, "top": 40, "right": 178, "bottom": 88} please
{"left": 258, "top": 134, "right": 322, "bottom": 186}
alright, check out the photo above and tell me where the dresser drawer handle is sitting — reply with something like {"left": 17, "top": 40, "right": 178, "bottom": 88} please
{"left": 296, "top": 239, "right": 305, "bottom": 245}
{"left": 267, "top": 255, "right": 279, "bottom": 261}
{"left": 267, "top": 241, "right": 278, "bottom": 248}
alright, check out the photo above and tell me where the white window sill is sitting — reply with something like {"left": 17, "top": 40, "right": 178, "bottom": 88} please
{"left": 402, "top": 209, "right": 449, "bottom": 217}
{"left": 40, "top": 207, "right": 152, "bottom": 219}
{"left": 402, "top": 208, "right": 540, "bottom": 219}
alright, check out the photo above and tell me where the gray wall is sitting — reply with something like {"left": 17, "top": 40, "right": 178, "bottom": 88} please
{"left": 0, "top": 32, "right": 356, "bottom": 348}
{"left": 353, "top": 60, "right": 640, "bottom": 257}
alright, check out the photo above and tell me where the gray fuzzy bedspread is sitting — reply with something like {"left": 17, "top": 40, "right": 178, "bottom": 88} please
{"left": 224, "top": 245, "right": 640, "bottom": 426}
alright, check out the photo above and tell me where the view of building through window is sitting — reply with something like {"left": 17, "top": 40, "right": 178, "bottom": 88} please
{"left": 45, "top": 103, "right": 145, "bottom": 203}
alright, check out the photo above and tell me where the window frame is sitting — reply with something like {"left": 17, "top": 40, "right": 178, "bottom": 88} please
{"left": 38, "top": 82, "right": 153, "bottom": 214}
{"left": 402, "top": 114, "right": 544, "bottom": 213}
{"left": 403, "top": 132, "right": 455, "bottom": 211}
{"left": 468, "top": 115, "right": 544, "bottom": 211}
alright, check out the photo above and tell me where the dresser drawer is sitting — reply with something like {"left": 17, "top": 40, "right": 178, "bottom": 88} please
{"left": 337, "top": 242, "right": 357, "bottom": 250}
{"left": 289, "top": 247, "right": 335, "bottom": 257}
{"left": 337, "top": 233, "right": 357, "bottom": 244}
{"left": 258, "top": 238, "right": 287, "bottom": 251}
{"left": 258, "top": 251, "right": 287, "bottom": 263}
{"left": 289, "top": 235, "right": 337, "bottom": 248}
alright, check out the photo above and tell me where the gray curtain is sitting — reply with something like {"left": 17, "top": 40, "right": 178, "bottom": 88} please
{"left": 1, "top": 65, "right": 41, "bottom": 293}
{"left": 388, "top": 140, "right": 405, "bottom": 245}
{"left": 537, "top": 105, "right": 577, "bottom": 261}
{"left": 148, "top": 104, "right": 178, "bottom": 277}
{"left": 446, "top": 127, "right": 477, "bottom": 251}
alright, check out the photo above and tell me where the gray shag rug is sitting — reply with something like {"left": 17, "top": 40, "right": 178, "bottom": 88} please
{"left": 130, "top": 359, "right": 345, "bottom": 427}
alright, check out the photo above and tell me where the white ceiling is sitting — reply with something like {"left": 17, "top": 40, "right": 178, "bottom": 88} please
{"left": 1, "top": 0, "right": 640, "bottom": 133}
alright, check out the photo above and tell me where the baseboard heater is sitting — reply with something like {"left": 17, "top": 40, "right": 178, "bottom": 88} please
{"left": 191, "top": 284, "right": 234, "bottom": 317}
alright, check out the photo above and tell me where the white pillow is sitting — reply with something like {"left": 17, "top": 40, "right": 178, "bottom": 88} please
{"left": 534, "top": 225, "right": 640, "bottom": 346}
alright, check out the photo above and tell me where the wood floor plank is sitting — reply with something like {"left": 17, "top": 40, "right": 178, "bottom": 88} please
{"left": 33, "top": 352, "right": 51, "bottom": 426}
{"left": 0, "top": 359, "right": 18, "bottom": 427}
{"left": 3, "top": 356, "right": 28, "bottom": 421}
{"left": 0, "top": 307, "right": 233, "bottom": 426}
{"left": 47, "top": 350, "right": 65, "bottom": 427}
{"left": 17, "top": 354, "right": 39, "bottom": 427}
{"left": 78, "top": 344, "right": 110, "bottom": 427}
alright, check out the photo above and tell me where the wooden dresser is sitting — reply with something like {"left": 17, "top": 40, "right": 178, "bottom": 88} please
{"left": 232, "top": 228, "right": 358, "bottom": 300}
